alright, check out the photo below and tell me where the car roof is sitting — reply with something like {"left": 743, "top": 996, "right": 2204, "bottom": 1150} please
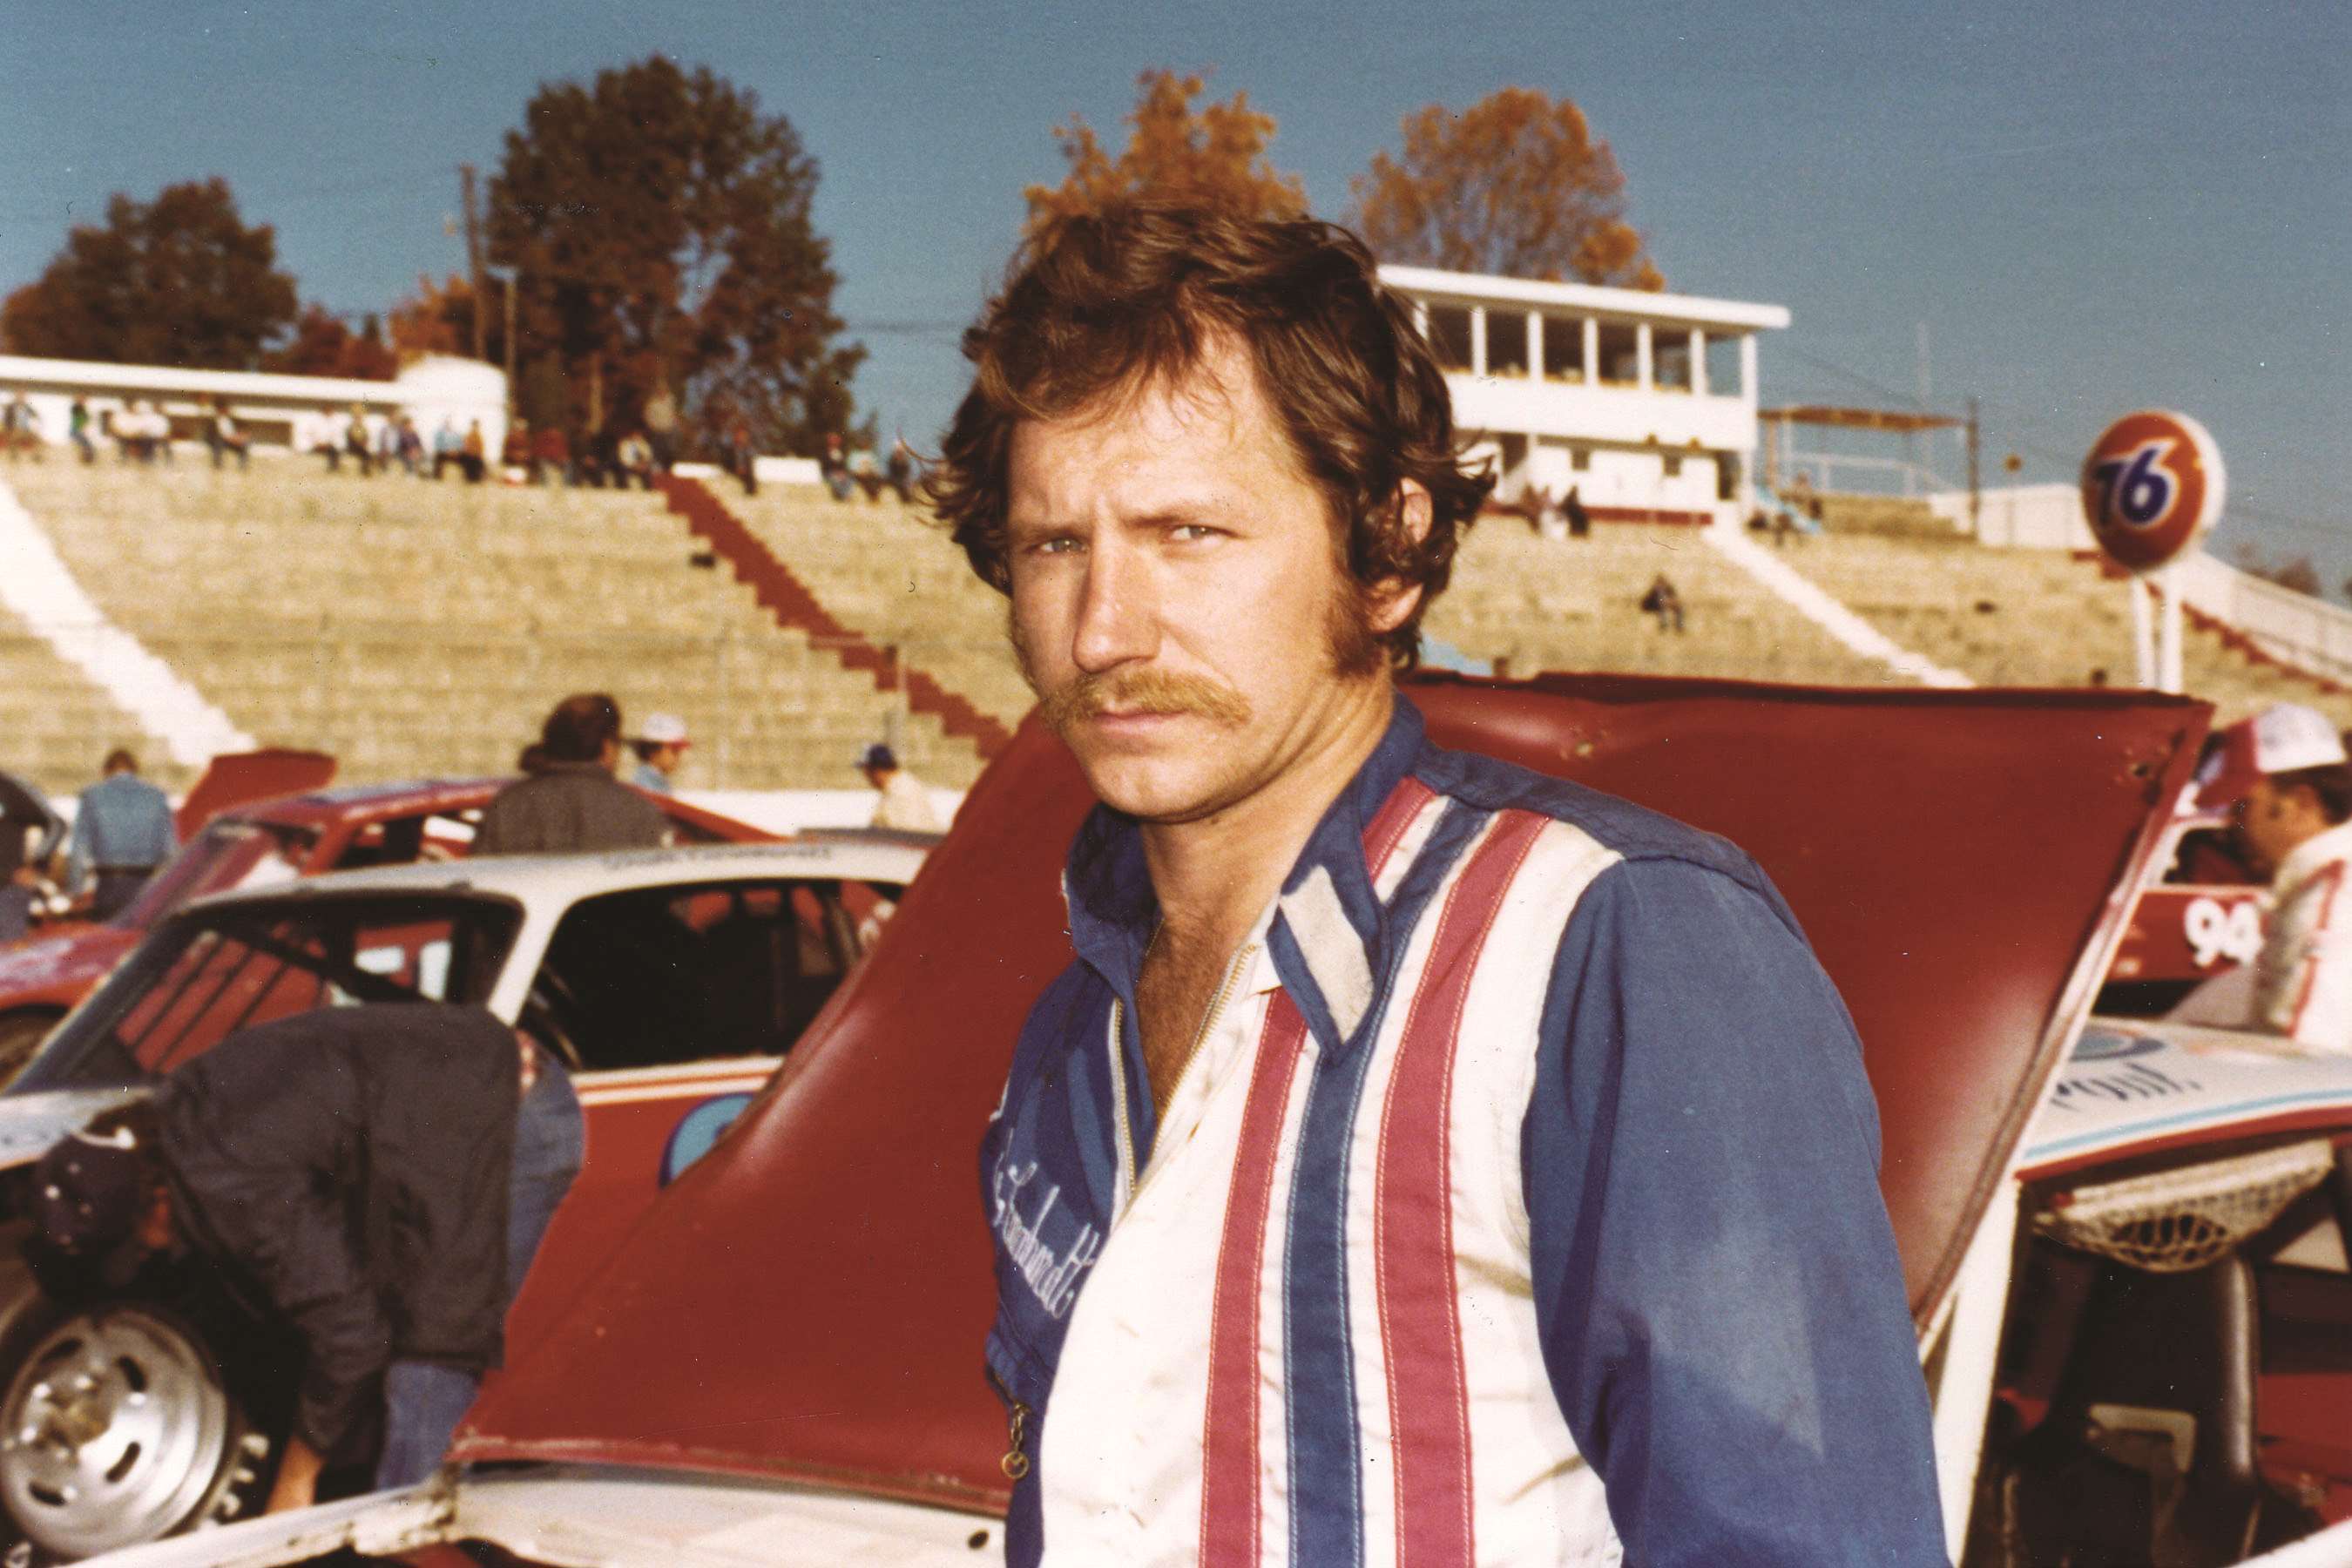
{"left": 175, "top": 839, "right": 929, "bottom": 915}
{"left": 226, "top": 779, "right": 505, "bottom": 828}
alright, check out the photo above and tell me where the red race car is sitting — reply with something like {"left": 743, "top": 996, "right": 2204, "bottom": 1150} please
{"left": 0, "top": 766, "right": 774, "bottom": 1077}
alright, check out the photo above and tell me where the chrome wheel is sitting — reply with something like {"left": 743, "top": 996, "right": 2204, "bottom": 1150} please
{"left": 0, "top": 1307, "right": 254, "bottom": 1558}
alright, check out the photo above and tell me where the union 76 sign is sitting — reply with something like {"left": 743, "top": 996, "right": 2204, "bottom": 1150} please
{"left": 2080, "top": 409, "right": 2227, "bottom": 572}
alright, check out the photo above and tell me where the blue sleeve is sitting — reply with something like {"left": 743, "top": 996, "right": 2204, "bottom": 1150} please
{"left": 65, "top": 788, "right": 94, "bottom": 889}
{"left": 1523, "top": 857, "right": 1948, "bottom": 1567}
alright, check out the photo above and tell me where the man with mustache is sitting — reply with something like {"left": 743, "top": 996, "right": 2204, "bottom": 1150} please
{"left": 937, "top": 204, "right": 1943, "bottom": 1566}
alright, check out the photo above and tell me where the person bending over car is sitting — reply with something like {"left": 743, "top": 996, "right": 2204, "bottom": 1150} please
{"left": 30, "top": 1003, "right": 583, "bottom": 1511}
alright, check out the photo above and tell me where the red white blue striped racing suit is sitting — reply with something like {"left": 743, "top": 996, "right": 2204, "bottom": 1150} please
{"left": 981, "top": 698, "right": 1944, "bottom": 1565}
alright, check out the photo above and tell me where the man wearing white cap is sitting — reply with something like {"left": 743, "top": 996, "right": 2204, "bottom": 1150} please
{"left": 2180, "top": 702, "right": 2352, "bottom": 1051}
{"left": 630, "top": 713, "right": 691, "bottom": 794}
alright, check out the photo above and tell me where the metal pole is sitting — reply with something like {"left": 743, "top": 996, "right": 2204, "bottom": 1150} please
{"left": 2159, "top": 566, "right": 2185, "bottom": 694}
{"left": 714, "top": 628, "right": 733, "bottom": 790}
{"left": 503, "top": 271, "right": 519, "bottom": 416}
{"left": 1965, "top": 397, "right": 1980, "bottom": 538}
{"left": 459, "top": 166, "right": 487, "bottom": 364}
{"left": 2130, "top": 574, "right": 2157, "bottom": 689}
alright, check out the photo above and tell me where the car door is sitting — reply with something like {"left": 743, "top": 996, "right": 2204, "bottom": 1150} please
{"left": 500, "top": 875, "right": 901, "bottom": 1353}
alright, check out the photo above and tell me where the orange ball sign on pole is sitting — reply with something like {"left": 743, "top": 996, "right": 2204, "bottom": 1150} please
{"left": 2080, "top": 410, "right": 2227, "bottom": 573}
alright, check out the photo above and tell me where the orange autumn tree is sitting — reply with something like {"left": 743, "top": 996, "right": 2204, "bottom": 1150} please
{"left": 1024, "top": 68, "right": 1308, "bottom": 231}
{"left": 1350, "top": 87, "right": 1662, "bottom": 289}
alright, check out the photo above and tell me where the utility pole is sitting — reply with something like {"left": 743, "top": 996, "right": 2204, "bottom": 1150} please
{"left": 459, "top": 165, "right": 487, "bottom": 363}
{"left": 1966, "top": 396, "right": 1982, "bottom": 538}
{"left": 504, "top": 269, "right": 519, "bottom": 416}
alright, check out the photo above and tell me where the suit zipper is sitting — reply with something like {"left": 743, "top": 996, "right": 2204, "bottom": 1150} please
{"left": 986, "top": 1364, "right": 1032, "bottom": 1481}
{"left": 1124, "top": 943, "right": 1256, "bottom": 1214}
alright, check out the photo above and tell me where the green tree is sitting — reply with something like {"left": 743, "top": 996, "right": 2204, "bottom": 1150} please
{"left": 0, "top": 178, "right": 299, "bottom": 368}
{"left": 1350, "top": 88, "right": 1662, "bottom": 289}
{"left": 487, "top": 56, "right": 862, "bottom": 455}
{"left": 1024, "top": 68, "right": 1308, "bottom": 232}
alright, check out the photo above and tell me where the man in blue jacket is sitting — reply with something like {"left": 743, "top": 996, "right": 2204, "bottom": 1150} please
{"left": 931, "top": 205, "right": 1948, "bottom": 1565}
{"left": 69, "top": 749, "right": 175, "bottom": 920}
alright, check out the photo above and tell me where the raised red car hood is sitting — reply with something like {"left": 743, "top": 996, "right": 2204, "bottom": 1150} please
{"left": 455, "top": 674, "right": 2205, "bottom": 1514}
{"left": 173, "top": 748, "right": 337, "bottom": 837}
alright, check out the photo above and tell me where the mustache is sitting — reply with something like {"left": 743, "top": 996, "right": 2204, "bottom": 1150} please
{"left": 1036, "top": 667, "right": 1253, "bottom": 733}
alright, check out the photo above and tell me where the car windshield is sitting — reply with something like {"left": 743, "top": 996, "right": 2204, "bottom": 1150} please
{"left": 112, "top": 819, "right": 319, "bottom": 929}
{"left": 14, "top": 892, "right": 522, "bottom": 1093}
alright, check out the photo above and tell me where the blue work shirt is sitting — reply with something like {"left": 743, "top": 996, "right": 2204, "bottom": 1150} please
{"left": 70, "top": 772, "right": 176, "bottom": 886}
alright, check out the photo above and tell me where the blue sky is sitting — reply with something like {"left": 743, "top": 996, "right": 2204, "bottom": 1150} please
{"left": 3, "top": 0, "right": 2344, "bottom": 584}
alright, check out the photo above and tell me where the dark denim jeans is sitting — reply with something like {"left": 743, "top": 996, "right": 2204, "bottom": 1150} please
{"left": 371, "top": 1051, "right": 583, "bottom": 1489}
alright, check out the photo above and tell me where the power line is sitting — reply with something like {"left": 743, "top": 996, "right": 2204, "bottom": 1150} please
{"left": 1775, "top": 344, "right": 2350, "bottom": 541}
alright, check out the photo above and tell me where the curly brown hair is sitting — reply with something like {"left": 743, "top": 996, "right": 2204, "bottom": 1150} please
{"left": 929, "top": 203, "right": 1492, "bottom": 669}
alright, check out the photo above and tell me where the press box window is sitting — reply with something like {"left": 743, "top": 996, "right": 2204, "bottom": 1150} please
{"left": 1652, "top": 330, "right": 1693, "bottom": 393}
{"left": 1598, "top": 322, "right": 1640, "bottom": 386}
{"left": 1484, "top": 310, "right": 1530, "bottom": 377}
{"left": 1705, "top": 334, "right": 1743, "bottom": 397}
{"left": 1542, "top": 316, "right": 1585, "bottom": 382}
{"left": 1424, "top": 306, "right": 1473, "bottom": 373}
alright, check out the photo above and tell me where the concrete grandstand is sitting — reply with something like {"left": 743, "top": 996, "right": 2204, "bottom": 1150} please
{"left": 0, "top": 461, "right": 981, "bottom": 795}
{"left": 4, "top": 439, "right": 2347, "bottom": 803}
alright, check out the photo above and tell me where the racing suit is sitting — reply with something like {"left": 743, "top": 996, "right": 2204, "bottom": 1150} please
{"left": 980, "top": 698, "right": 1944, "bottom": 1566}
{"left": 2249, "top": 817, "right": 2352, "bottom": 1052}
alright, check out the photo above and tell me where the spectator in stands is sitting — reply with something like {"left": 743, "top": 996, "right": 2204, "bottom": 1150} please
{"left": 69, "top": 749, "right": 176, "bottom": 920}
{"left": 0, "top": 769, "right": 65, "bottom": 944}
{"left": 887, "top": 437, "right": 916, "bottom": 504}
{"left": 504, "top": 418, "right": 534, "bottom": 483}
{"left": 849, "top": 442, "right": 888, "bottom": 502}
{"left": 313, "top": 407, "right": 346, "bottom": 472}
{"left": 1639, "top": 572, "right": 1686, "bottom": 633}
{"left": 474, "top": 693, "right": 668, "bottom": 855}
{"left": 2, "top": 392, "right": 38, "bottom": 461}
{"left": 533, "top": 422, "right": 571, "bottom": 488}
{"left": 616, "top": 429, "right": 655, "bottom": 490}
{"left": 1788, "top": 470, "right": 1817, "bottom": 523}
{"left": 347, "top": 403, "right": 379, "bottom": 477}
{"left": 430, "top": 418, "right": 462, "bottom": 479}
{"left": 203, "top": 397, "right": 249, "bottom": 471}
{"left": 859, "top": 742, "right": 942, "bottom": 833}
{"left": 462, "top": 420, "right": 488, "bottom": 483}
{"left": 728, "top": 422, "right": 758, "bottom": 497}
{"left": 821, "top": 432, "right": 855, "bottom": 502}
{"left": 2175, "top": 704, "right": 2352, "bottom": 1054}
{"left": 30, "top": 1002, "right": 581, "bottom": 1508}
{"left": 643, "top": 385, "right": 679, "bottom": 474}
{"left": 629, "top": 713, "right": 690, "bottom": 794}
{"left": 68, "top": 398, "right": 94, "bottom": 463}
{"left": 118, "top": 399, "right": 160, "bottom": 464}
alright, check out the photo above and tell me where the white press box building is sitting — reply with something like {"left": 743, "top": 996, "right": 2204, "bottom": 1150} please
{"left": 1378, "top": 266, "right": 1788, "bottom": 526}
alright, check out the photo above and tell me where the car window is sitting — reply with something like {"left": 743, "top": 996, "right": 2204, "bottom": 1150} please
{"left": 527, "top": 878, "right": 901, "bottom": 1073}
{"left": 114, "top": 821, "right": 319, "bottom": 928}
{"left": 330, "top": 810, "right": 474, "bottom": 870}
{"left": 15, "top": 896, "right": 522, "bottom": 1092}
